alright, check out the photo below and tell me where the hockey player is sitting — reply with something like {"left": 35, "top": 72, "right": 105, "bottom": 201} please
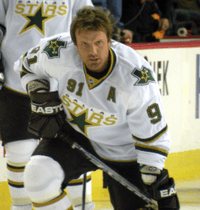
{"left": 0, "top": 1, "right": 95, "bottom": 210}
{"left": 15, "top": 6, "right": 180, "bottom": 210}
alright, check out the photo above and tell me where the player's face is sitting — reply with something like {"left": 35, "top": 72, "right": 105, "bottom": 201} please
{"left": 75, "top": 29, "right": 111, "bottom": 73}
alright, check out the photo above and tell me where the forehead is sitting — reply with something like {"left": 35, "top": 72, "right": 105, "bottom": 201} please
{"left": 75, "top": 29, "right": 108, "bottom": 41}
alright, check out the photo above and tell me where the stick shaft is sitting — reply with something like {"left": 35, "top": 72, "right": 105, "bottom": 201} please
{"left": 82, "top": 173, "right": 87, "bottom": 210}
{"left": 58, "top": 131, "right": 157, "bottom": 209}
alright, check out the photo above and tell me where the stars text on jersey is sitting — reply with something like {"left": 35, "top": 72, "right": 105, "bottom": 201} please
{"left": 62, "top": 94, "right": 118, "bottom": 136}
{"left": 15, "top": 2, "right": 68, "bottom": 35}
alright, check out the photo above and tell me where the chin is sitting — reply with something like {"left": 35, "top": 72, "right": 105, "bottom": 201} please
{"left": 88, "top": 64, "right": 101, "bottom": 72}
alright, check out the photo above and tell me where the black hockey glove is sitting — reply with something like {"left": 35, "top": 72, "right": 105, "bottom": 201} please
{"left": 140, "top": 165, "right": 180, "bottom": 209}
{"left": 28, "top": 91, "right": 66, "bottom": 138}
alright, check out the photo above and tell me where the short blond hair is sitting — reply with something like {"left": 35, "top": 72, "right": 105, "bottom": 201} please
{"left": 70, "top": 6, "right": 113, "bottom": 45}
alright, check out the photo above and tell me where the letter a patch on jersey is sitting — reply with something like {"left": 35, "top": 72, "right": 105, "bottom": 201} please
{"left": 131, "top": 66, "right": 155, "bottom": 86}
{"left": 42, "top": 37, "right": 67, "bottom": 58}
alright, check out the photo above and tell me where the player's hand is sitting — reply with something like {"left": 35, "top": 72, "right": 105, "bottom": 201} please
{"left": 140, "top": 164, "right": 161, "bottom": 185}
{"left": 160, "top": 18, "right": 170, "bottom": 31}
{"left": 140, "top": 166, "right": 180, "bottom": 209}
{"left": 120, "top": 30, "right": 134, "bottom": 44}
{"left": 28, "top": 91, "right": 66, "bottom": 138}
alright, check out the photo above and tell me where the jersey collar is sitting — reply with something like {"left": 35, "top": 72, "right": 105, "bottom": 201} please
{"left": 83, "top": 47, "right": 116, "bottom": 90}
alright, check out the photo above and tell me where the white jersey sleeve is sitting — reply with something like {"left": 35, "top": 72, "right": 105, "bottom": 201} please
{"left": 127, "top": 64, "right": 170, "bottom": 169}
{"left": 109, "top": 42, "right": 170, "bottom": 169}
{"left": 14, "top": 33, "right": 72, "bottom": 91}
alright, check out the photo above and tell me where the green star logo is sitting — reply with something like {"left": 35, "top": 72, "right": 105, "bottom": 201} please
{"left": 19, "top": 3, "right": 55, "bottom": 36}
{"left": 42, "top": 38, "right": 67, "bottom": 58}
{"left": 131, "top": 66, "right": 155, "bottom": 86}
{"left": 49, "top": 41, "right": 59, "bottom": 52}
{"left": 68, "top": 109, "right": 100, "bottom": 136}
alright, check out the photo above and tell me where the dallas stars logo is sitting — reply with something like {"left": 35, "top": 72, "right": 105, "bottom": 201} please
{"left": 49, "top": 40, "right": 59, "bottom": 52}
{"left": 42, "top": 38, "right": 67, "bottom": 58}
{"left": 68, "top": 108, "right": 100, "bottom": 136}
{"left": 131, "top": 66, "right": 155, "bottom": 86}
{"left": 19, "top": 2, "right": 55, "bottom": 36}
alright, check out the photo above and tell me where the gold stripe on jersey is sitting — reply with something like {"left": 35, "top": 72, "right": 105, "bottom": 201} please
{"left": 33, "top": 191, "right": 71, "bottom": 208}
{"left": 20, "top": 64, "right": 33, "bottom": 78}
{"left": 8, "top": 179, "right": 24, "bottom": 188}
{"left": 20, "top": 52, "right": 33, "bottom": 77}
{"left": 132, "top": 125, "right": 168, "bottom": 143}
{"left": 83, "top": 47, "right": 116, "bottom": 90}
{"left": 68, "top": 174, "right": 91, "bottom": 186}
{"left": 23, "top": 52, "right": 27, "bottom": 60}
{"left": 7, "top": 163, "right": 25, "bottom": 173}
{"left": 7, "top": 160, "right": 28, "bottom": 167}
{"left": 135, "top": 143, "right": 168, "bottom": 157}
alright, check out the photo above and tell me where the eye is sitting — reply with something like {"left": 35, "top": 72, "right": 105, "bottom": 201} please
{"left": 81, "top": 42, "right": 88, "bottom": 46}
{"left": 96, "top": 41, "right": 102, "bottom": 45}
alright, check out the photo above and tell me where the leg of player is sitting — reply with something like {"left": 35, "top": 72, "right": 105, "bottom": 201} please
{"left": 67, "top": 172, "right": 95, "bottom": 210}
{"left": 24, "top": 155, "right": 72, "bottom": 210}
{"left": 5, "top": 139, "right": 38, "bottom": 210}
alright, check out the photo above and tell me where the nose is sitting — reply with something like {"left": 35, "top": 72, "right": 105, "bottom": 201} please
{"left": 89, "top": 44, "right": 97, "bottom": 55}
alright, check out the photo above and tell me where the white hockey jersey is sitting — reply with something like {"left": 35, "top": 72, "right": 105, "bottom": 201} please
{"left": 0, "top": 0, "right": 93, "bottom": 94}
{"left": 14, "top": 33, "right": 171, "bottom": 169}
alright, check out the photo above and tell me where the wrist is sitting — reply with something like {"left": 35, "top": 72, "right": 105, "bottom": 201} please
{"left": 140, "top": 164, "right": 161, "bottom": 185}
{"left": 27, "top": 79, "right": 50, "bottom": 94}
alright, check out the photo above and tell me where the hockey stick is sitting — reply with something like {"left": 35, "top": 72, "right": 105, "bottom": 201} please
{"left": 57, "top": 131, "right": 158, "bottom": 210}
{"left": 82, "top": 173, "right": 87, "bottom": 210}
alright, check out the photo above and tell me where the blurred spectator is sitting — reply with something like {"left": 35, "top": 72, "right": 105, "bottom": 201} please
{"left": 169, "top": 0, "right": 200, "bottom": 36}
{"left": 173, "top": 0, "right": 200, "bottom": 13}
{"left": 121, "top": 0, "right": 169, "bottom": 42}
{"left": 92, "top": 0, "right": 123, "bottom": 27}
{"left": 92, "top": 0, "right": 133, "bottom": 43}
{"left": 92, "top": 0, "right": 173, "bottom": 43}
{"left": 155, "top": 0, "right": 173, "bottom": 32}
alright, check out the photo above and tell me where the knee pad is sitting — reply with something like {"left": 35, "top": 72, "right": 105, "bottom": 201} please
{"left": 24, "top": 155, "right": 65, "bottom": 203}
{"left": 5, "top": 139, "right": 38, "bottom": 163}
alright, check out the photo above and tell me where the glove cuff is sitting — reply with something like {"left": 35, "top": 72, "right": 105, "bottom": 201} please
{"left": 140, "top": 164, "right": 161, "bottom": 175}
{"left": 27, "top": 79, "right": 50, "bottom": 94}
{"left": 140, "top": 164, "right": 161, "bottom": 185}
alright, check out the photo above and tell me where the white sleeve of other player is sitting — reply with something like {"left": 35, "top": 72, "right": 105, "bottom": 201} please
{"left": 14, "top": 44, "right": 50, "bottom": 92}
{"left": 0, "top": 0, "right": 7, "bottom": 42}
{"left": 72, "top": 0, "right": 94, "bottom": 18}
{"left": 127, "top": 77, "right": 171, "bottom": 170}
